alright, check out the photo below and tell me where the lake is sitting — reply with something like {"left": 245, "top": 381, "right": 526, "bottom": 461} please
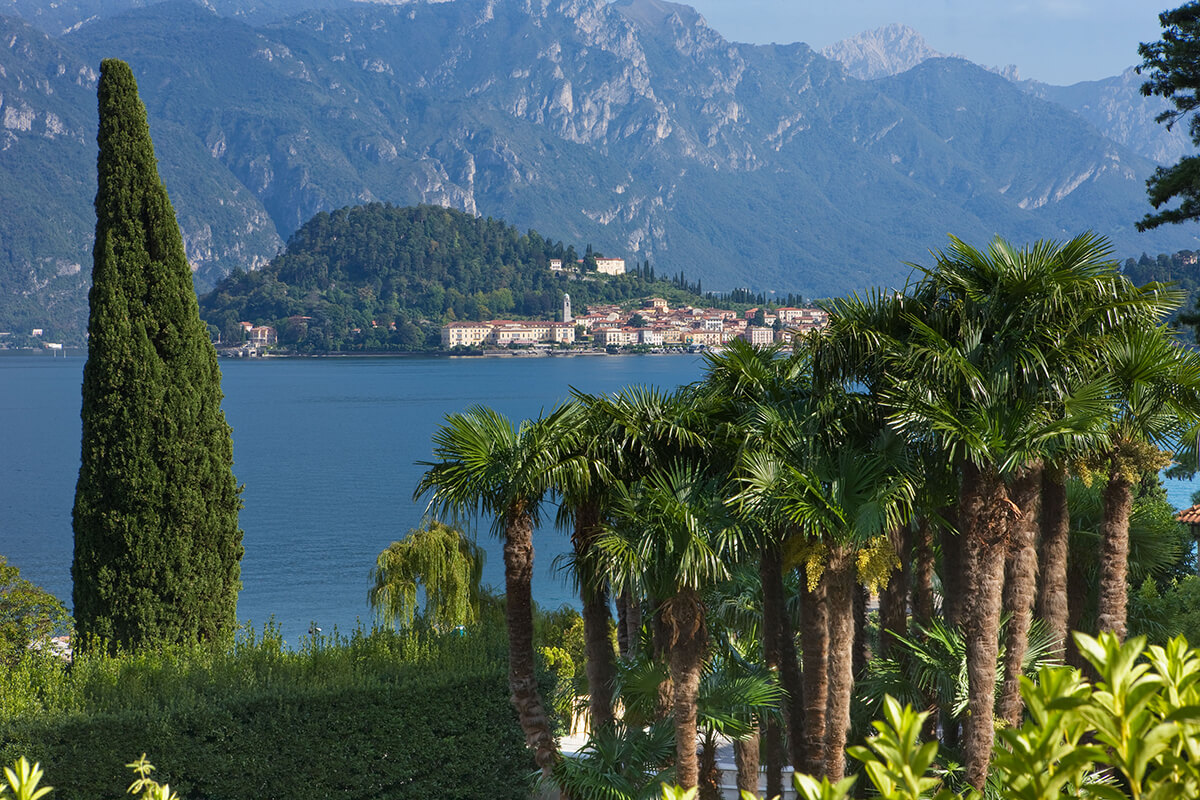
{"left": 0, "top": 352, "right": 707, "bottom": 641}
{"left": 5, "top": 351, "right": 1199, "bottom": 643}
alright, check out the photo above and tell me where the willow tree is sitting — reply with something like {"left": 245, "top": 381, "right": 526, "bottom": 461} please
{"left": 72, "top": 59, "right": 242, "bottom": 650}
{"left": 369, "top": 520, "right": 483, "bottom": 631}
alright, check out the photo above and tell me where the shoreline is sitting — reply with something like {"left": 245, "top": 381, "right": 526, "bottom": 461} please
{"left": 2, "top": 346, "right": 708, "bottom": 360}
{"left": 217, "top": 346, "right": 703, "bottom": 359}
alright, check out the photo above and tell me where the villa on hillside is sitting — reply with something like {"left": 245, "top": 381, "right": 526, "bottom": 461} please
{"left": 594, "top": 258, "right": 626, "bottom": 276}
{"left": 546, "top": 257, "right": 626, "bottom": 276}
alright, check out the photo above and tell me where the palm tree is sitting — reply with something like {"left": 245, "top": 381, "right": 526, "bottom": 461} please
{"left": 549, "top": 398, "right": 622, "bottom": 731}
{"left": 736, "top": 386, "right": 913, "bottom": 781}
{"left": 599, "top": 464, "right": 743, "bottom": 789}
{"left": 414, "top": 404, "right": 573, "bottom": 774}
{"left": 848, "top": 233, "right": 1169, "bottom": 789}
{"left": 699, "top": 339, "right": 809, "bottom": 782}
{"left": 1088, "top": 325, "right": 1200, "bottom": 640}
{"left": 368, "top": 520, "right": 483, "bottom": 631}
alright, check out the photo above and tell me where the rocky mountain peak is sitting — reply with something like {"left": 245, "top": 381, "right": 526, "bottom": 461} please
{"left": 821, "top": 23, "right": 946, "bottom": 80}
{"left": 611, "top": 0, "right": 707, "bottom": 34}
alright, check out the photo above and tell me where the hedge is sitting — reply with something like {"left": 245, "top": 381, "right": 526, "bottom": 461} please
{"left": 0, "top": 627, "right": 538, "bottom": 799}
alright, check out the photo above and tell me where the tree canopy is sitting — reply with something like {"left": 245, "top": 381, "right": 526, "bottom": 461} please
{"left": 1138, "top": 3, "right": 1200, "bottom": 230}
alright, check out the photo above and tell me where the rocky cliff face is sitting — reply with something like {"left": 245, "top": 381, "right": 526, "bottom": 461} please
{"left": 2, "top": 0, "right": 1197, "bottom": 341}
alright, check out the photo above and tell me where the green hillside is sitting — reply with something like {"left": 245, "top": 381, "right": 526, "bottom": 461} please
{"left": 198, "top": 203, "right": 727, "bottom": 352}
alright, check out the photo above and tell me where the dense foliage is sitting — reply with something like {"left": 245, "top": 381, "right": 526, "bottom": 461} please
{"left": 0, "top": 558, "right": 70, "bottom": 669}
{"left": 1138, "top": 2, "right": 1200, "bottom": 231}
{"left": 198, "top": 203, "right": 733, "bottom": 351}
{"left": 72, "top": 59, "right": 242, "bottom": 650}
{"left": 0, "top": 625, "right": 535, "bottom": 800}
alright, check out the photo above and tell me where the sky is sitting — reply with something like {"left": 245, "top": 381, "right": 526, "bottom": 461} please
{"left": 682, "top": 1, "right": 1172, "bottom": 86}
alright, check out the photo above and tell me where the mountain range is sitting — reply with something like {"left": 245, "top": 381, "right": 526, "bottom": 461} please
{"left": 2, "top": 0, "right": 1198, "bottom": 342}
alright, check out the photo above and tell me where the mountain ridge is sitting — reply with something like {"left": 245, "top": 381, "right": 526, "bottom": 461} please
{"left": 1, "top": 0, "right": 1197, "bottom": 343}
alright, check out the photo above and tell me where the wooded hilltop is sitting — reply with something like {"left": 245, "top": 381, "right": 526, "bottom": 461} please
{"left": 198, "top": 203, "right": 804, "bottom": 353}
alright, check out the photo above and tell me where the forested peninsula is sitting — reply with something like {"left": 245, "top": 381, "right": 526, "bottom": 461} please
{"left": 198, "top": 204, "right": 772, "bottom": 353}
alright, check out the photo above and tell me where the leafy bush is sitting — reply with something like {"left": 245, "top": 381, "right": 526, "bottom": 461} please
{"left": 0, "top": 558, "right": 71, "bottom": 669}
{"left": 657, "top": 632, "right": 1200, "bottom": 800}
{"left": 0, "top": 625, "right": 535, "bottom": 800}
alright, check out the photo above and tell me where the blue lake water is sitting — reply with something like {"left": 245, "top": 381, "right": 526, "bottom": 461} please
{"left": 0, "top": 352, "right": 707, "bottom": 642}
{"left": 5, "top": 352, "right": 1199, "bottom": 644}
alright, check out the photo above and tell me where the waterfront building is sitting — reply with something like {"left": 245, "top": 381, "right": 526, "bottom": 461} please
{"left": 740, "top": 326, "right": 774, "bottom": 346}
{"left": 441, "top": 322, "right": 494, "bottom": 348}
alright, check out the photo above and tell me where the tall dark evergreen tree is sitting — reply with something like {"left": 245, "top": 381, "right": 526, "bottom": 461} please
{"left": 1138, "top": 4, "right": 1200, "bottom": 231}
{"left": 72, "top": 59, "right": 243, "bottom": 650}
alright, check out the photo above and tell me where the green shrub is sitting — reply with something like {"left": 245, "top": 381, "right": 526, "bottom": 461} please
{"left": 0, "top": 625, "right": 536, "bottom": 799}
{"left": 659, "top": 632, "right": 1200, "bottom": 800}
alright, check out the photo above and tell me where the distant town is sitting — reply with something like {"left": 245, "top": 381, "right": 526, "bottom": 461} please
{"left": 441, "top": 293, "right": 829, "bottom": 352}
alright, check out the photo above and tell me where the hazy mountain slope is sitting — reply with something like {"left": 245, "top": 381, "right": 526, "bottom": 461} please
{"left": 0, "top": 10, "right": 282, "bottom": 340}
{"left": 0, "top": 17, "right": 94, "bottom": 338}
{"left": 3, "top": 0, "right": 1198, "bottom": 343}
{"left": 0, "top": 0, "right": 347, "bottom": 35}
{"left": 871, "top": 59, "right": 1153, "bottom": 245}
{"left": 1021, "top": 68, "right": 1193, "bottom": 166}
{"left": 821, "top": 25, "right": 1190, "bottom": 169}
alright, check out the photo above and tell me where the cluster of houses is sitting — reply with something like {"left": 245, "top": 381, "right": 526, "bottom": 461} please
{"left": 440, "top": 296, "right": 829, "bottom": 350}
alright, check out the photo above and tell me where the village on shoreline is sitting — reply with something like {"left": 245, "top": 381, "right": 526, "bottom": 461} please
{"left": 194, "top": 294, "right": 832, "bottom": 358}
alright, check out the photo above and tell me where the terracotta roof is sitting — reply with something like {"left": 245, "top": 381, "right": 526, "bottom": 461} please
{"left": 1176, "top": 504, "right": 1200, "bottom": 525}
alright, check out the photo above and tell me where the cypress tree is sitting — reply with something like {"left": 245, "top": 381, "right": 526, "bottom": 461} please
{"left": 72, "top": 59, "right": 243, "bottom": 650}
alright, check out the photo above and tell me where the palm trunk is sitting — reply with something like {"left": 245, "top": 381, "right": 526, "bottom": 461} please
{"left": 999, "top": 461, "right": 1041, "bottom": 727}
{"left": 959, "top": 461, "right": 1012, "bottom": 792}
{"left": 824, "top": 543, "right": 857, "bottom": 782}
{"left": 759, "top": 543, "right": 793, "bottom": 792}
{"left": 912, "top": 514, "right": 940, "bottom": 742}
{"left": 758, "top": 537, "right": 806, "bottom": 782}
{"left": 1097, "top": 462, "right": 1134, "bottom": 641}
{"left": 912, "top": 515, "right": 935, "bottom": 629}
{"left": 853, "top": 582, "right": 870, "bottom": 677}
{"left": 668, "top": 588, "right": 707, "bottom": 789}
{"left": 575, "top": 501, "right": 616, "bottom": 730}
{"left": 942, "top": 520, "right": 965, "bottom": 629}
{"left": 879, "top": 525, "right": 911, "bottom": 660}
{"left": 939, "top": 511, "right": 964, "bottom": 749}
{"left": 798, "top": 568, "right": 829, "bottom": 777}
{"left": 735, "top": 731, "right": 762, "bottom": 797}
{"left": 504, "top": 508, "right": 557, "bottom": 775}
{"left": 1065, "top": 540, "right": 1090, "bottom": 669}
{"left": 699, "top": 731, "right": 721, "bottom": 800}
{"left": 1037, "top": 464, "right": 1070, "bottom": 658}
{"left": 763, "top": 715, "right": 784, "bottom": 799}
{"left": 623, "top": 588, "right": 643, "bottom": 657}
{"left": 617, "top": 589, "right": 630, "bottom": 657}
